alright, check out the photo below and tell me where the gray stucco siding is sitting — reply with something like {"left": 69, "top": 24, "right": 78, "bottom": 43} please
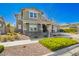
{"left": 23, "top": 11, "right": 29, "bottom": 20}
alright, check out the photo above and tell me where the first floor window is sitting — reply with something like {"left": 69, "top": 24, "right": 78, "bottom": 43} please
{"left": 18, "top": 24, "right": 21, "bottom": 29}
{"left": 29, "top": 24, "right": 38, "bottom": 31}
{"left": 34, "top": 27, "right": 37, "bottom": 31}
{"left": 0, "top": 24, "right": 2, "bottom": 27}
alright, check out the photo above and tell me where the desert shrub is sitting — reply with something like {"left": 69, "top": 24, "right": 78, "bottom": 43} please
{"left": 0, "top": 45, "right": 4, "bottom": 53}
{"left": 0, "top": 35, "right": 7, "bottom": 42}
{"left": 58, "top": 29, "right": 65, "bottom": 32}
{"left": 63, "top": 28, "right": 77, "bottom": 33}
{"left": 7, "top": 35, "right": 15, "bottom": 41}
{"left": 14, "top": 35, "right": 20, "bottom": 40}
{"left": 39, "top": 37, "right": 78, "bottom": 51}
{"left": 0, "top": 33, "right": 21, "bottom": 42}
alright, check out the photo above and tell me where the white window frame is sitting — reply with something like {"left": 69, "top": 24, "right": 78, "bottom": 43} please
{"left": 0, "top": 24, "right": 2, "bottom": 27}
{"left": 29, "top": 11, "right": 38, "bottom": 19}
{"left": 29, "top": 24, "right": 38, "bottom": 32}
{"left": 18, "top": 24, "right": 21, "bottom": 29}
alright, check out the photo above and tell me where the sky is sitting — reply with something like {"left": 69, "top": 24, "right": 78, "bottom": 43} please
{"left": 0, "top": 3, "right": 79, "bottom": 25}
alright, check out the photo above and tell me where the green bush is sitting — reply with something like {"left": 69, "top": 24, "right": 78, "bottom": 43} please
{"left": 39, "top": 38, "right": 78, "bottom": 51}
{"left": 63, "top": 28, "right": 77, "bottom": 33}
{"left": 58, "top": 29, "right": 65, "bottom": 32}
{"left": 0, "top": 45, "right": 4, "bottom": 53}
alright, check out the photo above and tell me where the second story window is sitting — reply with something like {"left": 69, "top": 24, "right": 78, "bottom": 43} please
{"left": 29, "top": 12, "right": 37, "bottom": 19}
{"left": 34, "top": 13, "right": 37, "bottom": 18}
{"left": 30, "top": 12, "right": 33, "bottom": 18}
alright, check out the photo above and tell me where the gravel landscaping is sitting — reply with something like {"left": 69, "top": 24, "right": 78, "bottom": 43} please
{"left": 0, "top": 43, "right": 51, "bottom": 56}
{"left": 0, "top": 33, "right": 30, "bottom": 43}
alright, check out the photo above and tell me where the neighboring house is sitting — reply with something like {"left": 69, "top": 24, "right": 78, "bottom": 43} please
{"left": 0, "top": 17, "right": 6, "bottom": 34}
{"left": 52, "top": 24, "right": 58, "bottom": 33}
{"left": 59, "top": 23, "right": 79, "bottom": 29}
{"left": 59, "top": 23, "right": 79, "bottom": 33}
{"left": 15, "top": 8, "right": 57, "bottom": 38}
{"left": 59, "top": 24, "right": 70, "bottom": 29}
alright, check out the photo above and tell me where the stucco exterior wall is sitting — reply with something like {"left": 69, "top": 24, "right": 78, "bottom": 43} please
{"left": 15, "top": 8, "right": 55, "bottom": 38}
{"left": 0, "top": 20, "right": 6, "bottom": 34}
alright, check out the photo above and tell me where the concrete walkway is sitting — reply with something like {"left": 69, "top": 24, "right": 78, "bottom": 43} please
{"left": 60, "top": 47, "right": 79, "bottom": 56}
{"left": 0, "top": 40, "right": 38, "bottom": 47}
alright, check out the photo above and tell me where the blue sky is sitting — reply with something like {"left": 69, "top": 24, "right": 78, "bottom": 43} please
{"left": 0, "top": 3, "right": 79, "bottom": 25}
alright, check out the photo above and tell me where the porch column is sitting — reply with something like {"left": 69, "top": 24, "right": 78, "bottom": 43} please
{"left": 23, "top": 23, "right": 25, "bottom": 34}
{"left": 53, "top": 25, "right": 58, "bottom": 33}
{"left": 40, "top": 24, "right": 43, "bottom": 32}
{"left": 77, "top": 26, "right": 79, "bottom": 34}
{"left": 23, "top": 23, "right": 27, "bottom": 34}
{"left": 47, "top": 24, "right": 52, "bottom": 37}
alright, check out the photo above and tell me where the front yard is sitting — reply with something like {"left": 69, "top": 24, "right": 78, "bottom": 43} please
{"left": 0, "top": 37, "right": 79, "bottom": 56}
{"left": 1, "top": 43, "right": 51, "bottom": 56}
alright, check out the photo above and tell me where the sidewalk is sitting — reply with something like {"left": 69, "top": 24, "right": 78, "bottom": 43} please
{"left": 0, "top": 39, "right": 38, "bottom": 47}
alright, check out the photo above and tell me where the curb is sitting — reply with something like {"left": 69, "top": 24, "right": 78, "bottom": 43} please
{"left": 43, "top": 44, "right": 79, "bottom": 56}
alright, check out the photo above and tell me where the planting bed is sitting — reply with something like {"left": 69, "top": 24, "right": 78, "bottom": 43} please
{"left": 0, "top": 33, "right": 30, "bottom": 42}
{"left": 39, "top": 37, "right": 78, "bottom": 51}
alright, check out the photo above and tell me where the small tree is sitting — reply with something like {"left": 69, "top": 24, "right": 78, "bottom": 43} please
{"left": 6, "top": 23, "right": 11, "bottom": 33}
{"left": 6, "top": 23, "right": 15, "bottom": 33}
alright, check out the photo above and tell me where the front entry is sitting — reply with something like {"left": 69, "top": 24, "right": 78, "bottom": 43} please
{"left": 42, "top": 24, "right": 48, "bottom": 32}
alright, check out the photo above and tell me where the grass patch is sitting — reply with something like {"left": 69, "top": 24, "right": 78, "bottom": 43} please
{"left": 39, "top": 37, "right": 78, "bottom": 51}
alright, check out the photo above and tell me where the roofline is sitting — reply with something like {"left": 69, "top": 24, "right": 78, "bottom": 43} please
{"left": 22, "top": 8, "right": 43, "bottom": 14}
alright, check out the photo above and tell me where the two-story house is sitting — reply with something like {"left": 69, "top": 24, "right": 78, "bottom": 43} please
{"left": 0, "top": 17, "right": 6, "bottom": 34}
{"left": 15, "top": 8, "right": 57, "bottom": 38}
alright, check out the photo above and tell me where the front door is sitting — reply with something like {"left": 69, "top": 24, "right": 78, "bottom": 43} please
{"left": 42, "top": 24, "right": 48, "bottom": 32}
